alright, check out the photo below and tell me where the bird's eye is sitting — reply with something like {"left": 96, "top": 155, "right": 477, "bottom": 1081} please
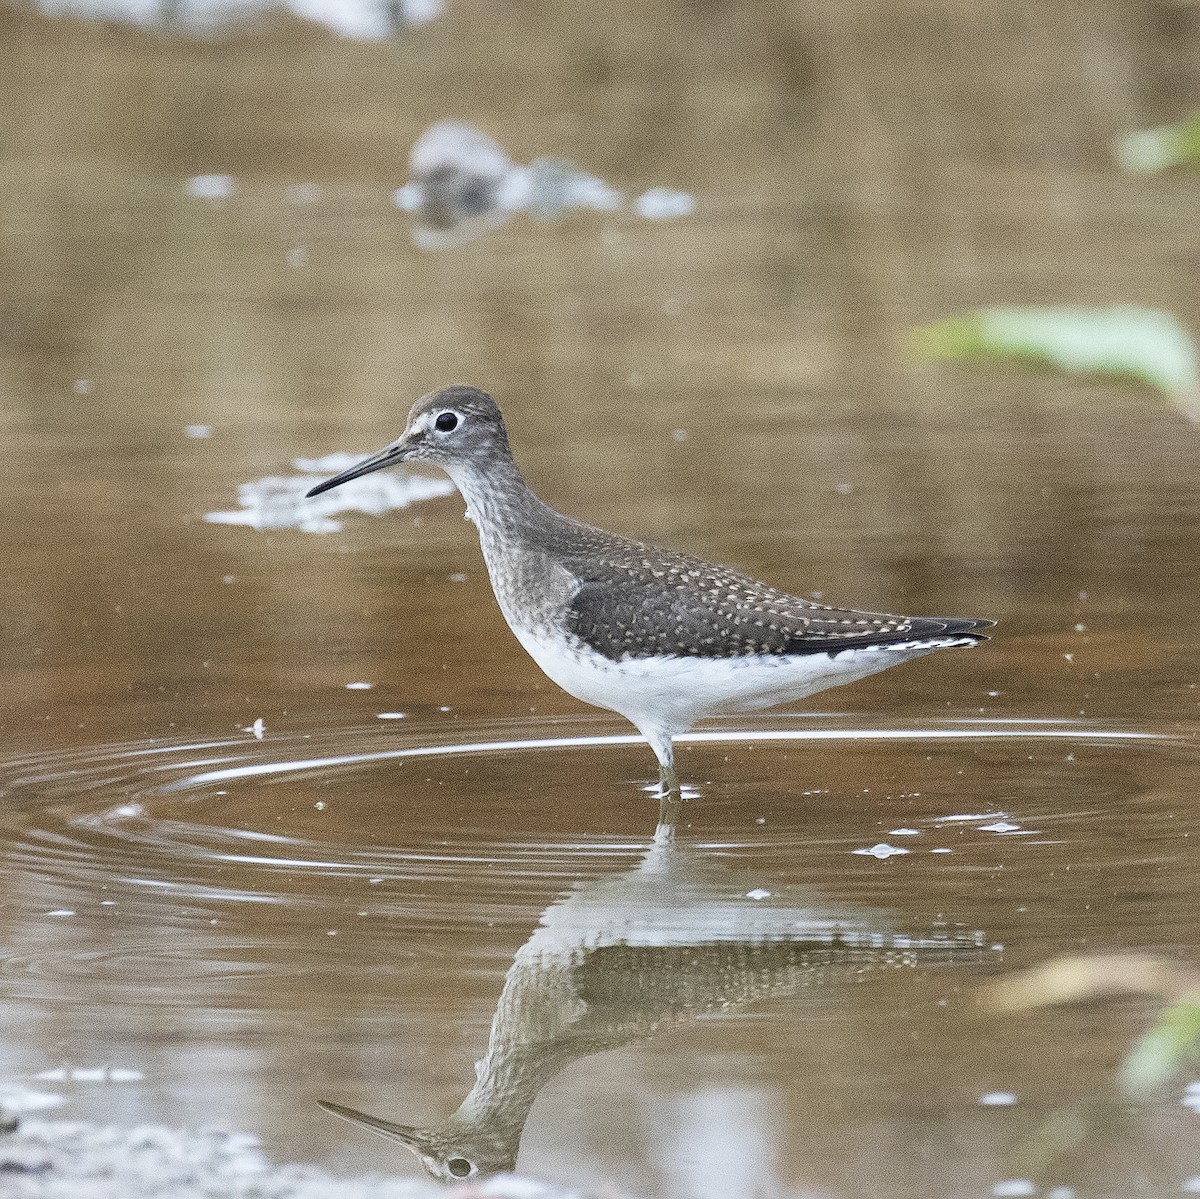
{"left": 434, "top": 411, "right": 459, "bottom": 433}
{"left": 446, "top": 1157, "right": 473, "bottom": 1178}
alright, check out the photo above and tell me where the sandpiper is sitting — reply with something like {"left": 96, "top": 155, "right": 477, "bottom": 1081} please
{"left": 307, "top": 386, "right": 993, "bottom": 795}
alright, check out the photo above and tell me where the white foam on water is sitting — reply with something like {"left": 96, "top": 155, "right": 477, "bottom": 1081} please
{"left": 0, "top": 1115, "right": 474, "bottom": 1197}
{"left": 397, "top": 121, "right": 693, "bottom": 250}
{"left": 992, "top": 1182, "right": 1036, "bottom": 1198}
{"left": 36, "top": 0, "right": 443, "bottom": 38}
{"left": 635, "top": 187, "right": 696, "bottom": 219}
{"left": 184, "top": 173, "right": 235, "bottom": 199}
{"left": 205, "top": 453, "right": 454, "bottom": 533}
{"left": 852, "top": 843, "right": 910, "bottom": 860}
{"left": 0, "top": 1085, "right": 66, "bottom": 1114}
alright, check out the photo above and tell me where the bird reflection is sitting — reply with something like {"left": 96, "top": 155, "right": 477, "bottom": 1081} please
{"left": 321, "top": 797, "right": 982, "bottom": 1181}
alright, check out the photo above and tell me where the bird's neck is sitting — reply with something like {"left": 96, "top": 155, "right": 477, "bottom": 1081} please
{"left": 446, "top": 1048, "right": 562, "bottom": 1156}
{"left": 443, "top": 455, "right": 558, "bottom": 547}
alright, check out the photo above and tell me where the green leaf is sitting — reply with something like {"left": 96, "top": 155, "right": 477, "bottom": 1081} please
{"left": 912, "top": 306, "right": 1200, "bottom": 421}
{"left": 1114, "top": 110, "right": 1200, "bottom": 174}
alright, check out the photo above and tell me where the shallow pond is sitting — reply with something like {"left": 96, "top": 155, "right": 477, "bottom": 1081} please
{"left": 1, "top": 4, "right": 1199, "bottom": 1198}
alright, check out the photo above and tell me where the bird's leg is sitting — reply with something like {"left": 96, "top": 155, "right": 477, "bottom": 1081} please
{"left": 658, "top": 758, "right": 679, "bottom": 799}
{"left": 638, "top": 725, "right": 682, "bottom": 800}
{"left": 653, "top": 750, "right": 681, "bottom": 844}
{"left": 653, "top": 735, "right": 679, "bottom": 799}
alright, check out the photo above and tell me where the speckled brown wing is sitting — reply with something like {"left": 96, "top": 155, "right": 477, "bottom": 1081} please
{"left": 560, "top": 537, "right": 992, "bottom": 662}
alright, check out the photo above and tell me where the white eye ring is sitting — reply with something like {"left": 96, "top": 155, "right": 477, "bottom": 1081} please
{"left": 434, "top": 411, "right": 460, "bottom": 433}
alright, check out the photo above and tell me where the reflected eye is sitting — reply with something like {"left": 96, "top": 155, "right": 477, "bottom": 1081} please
{"left": 434, "top": 411, "right": 459, "bottom": 433}
{"left": 447, "top": 1157, "right": 473, "bottom": 1178}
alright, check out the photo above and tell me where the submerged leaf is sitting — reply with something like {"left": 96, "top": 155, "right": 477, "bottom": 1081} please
{"left": 1114, "top": 110, "right": 1200, "bottom": 174}
{"left": 983, "top": 955, "right": 1200, "bottom": 1102}
{"left": 1119, "top": 997, "right": 1200, "bottom": 1099}
{"left": 913, "top": 305, "right": 1200, "bottom": 423}
{"left": 981, "top": 953, "right": 1200, "bottom": 1013}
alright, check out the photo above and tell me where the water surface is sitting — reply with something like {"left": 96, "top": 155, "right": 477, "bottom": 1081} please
{"left": 1, "top": 3, "right": 1200, "bottom": 1197}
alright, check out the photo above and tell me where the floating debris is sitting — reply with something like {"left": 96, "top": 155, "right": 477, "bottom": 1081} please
{"left": 393, "top": 121, "right": 692, "bottom": 250}
{"left": 1114, "top": 110, "right": 1200, "bottom": 174}
{"left": 33, "top": 0, "right": 443, "bottom": 40}
{"left": 978, "top": 1091, "right": 1018, "bottom": 1106}
{"left": 913, "top": 305, "right": 1200, "bottom": 424}
{"left": 391, "top": 128, "right": 502, "bottom": 247}
{"left": 205, "top": 452, "right": 455, "bottom": 534}
{"left": 242, "top": 718, "right": 266, "bottom": 740}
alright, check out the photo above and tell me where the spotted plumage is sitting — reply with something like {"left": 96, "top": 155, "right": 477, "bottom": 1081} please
{"left": 307, "top": 386, "right": 994, "bottom": 794}
{"left": 557, "top": 539, "right": 985, "bottom": 660}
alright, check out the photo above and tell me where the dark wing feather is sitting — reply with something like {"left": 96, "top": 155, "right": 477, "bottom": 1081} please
{"left": 560, "top": 536, "right": 992, "bottom": 662}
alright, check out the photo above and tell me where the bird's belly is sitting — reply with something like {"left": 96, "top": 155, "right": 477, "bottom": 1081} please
{"left": 510, "top": 629, "right": 948, "bottom": 733}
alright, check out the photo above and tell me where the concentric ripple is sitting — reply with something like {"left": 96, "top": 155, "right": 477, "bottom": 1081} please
{"left": 0, "top": 713, "right": 1182, "bottom": 891}
{"left": 0, "top": 713, "right": 1194, "bottom": 1007}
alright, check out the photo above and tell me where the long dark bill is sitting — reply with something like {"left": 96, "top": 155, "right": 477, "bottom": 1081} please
{"left": 305, "top": 442, "right": 405, "bottom": 498}
{"left": 317, "top": 1099, "right": 431, "bottom": 1149}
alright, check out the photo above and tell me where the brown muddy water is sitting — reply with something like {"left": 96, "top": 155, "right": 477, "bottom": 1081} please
{"left": 2, "top": 3, "right": 1200, "bottom": 1197}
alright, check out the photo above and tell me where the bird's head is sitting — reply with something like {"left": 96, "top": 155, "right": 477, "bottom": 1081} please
{"left": 305, "top": 385, "right": 510, "bottom": 498}
{"left": 318, "top": 1100, "right": 519, "bottom": 1182}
